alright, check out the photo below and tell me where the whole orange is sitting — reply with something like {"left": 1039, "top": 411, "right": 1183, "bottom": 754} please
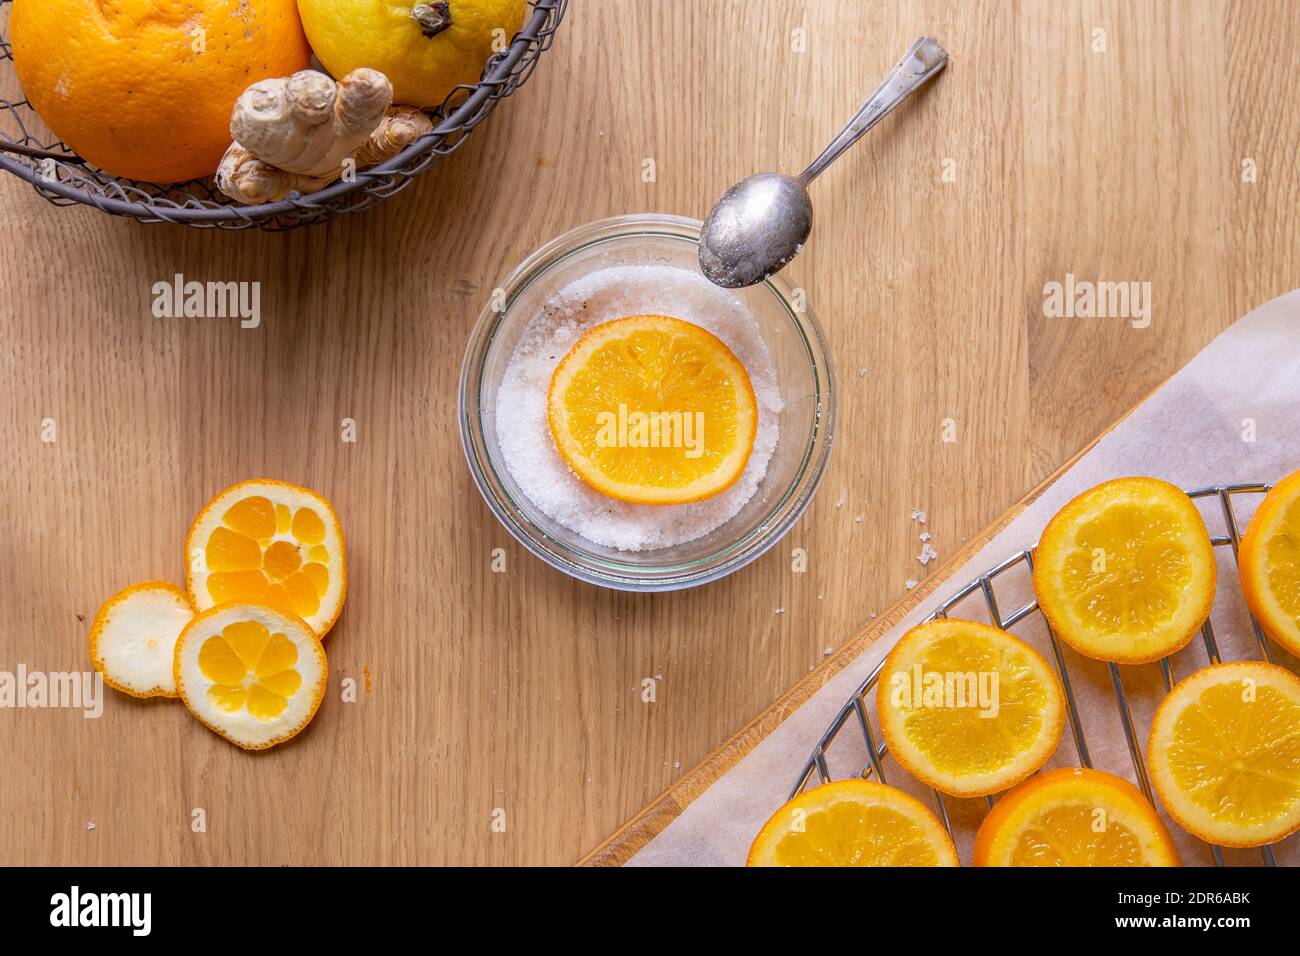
{"left": 10, "top": 0, "right": 311, "bottom": 184}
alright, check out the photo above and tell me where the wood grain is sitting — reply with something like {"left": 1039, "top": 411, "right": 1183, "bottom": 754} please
{"left": 1, "top": 0, "right": 1296, "bottom": 866}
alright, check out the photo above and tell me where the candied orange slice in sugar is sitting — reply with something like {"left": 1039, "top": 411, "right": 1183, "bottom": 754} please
{"left": 547, "top": 315, "right": 758, "bottom": 505}
{"left": 174, "top": 602, "right": 327, "bottom": 750}
{"left": 185, "top": 479, "right": 346, "bottom": 637}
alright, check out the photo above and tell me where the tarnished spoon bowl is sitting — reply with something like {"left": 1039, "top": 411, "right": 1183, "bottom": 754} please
{"left": 699, "top": 36, "right": 949, "bottom": 288}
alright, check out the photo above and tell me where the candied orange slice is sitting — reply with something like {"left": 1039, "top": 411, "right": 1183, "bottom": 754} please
{"left": 546, "top": 315, "right": 757, "bottom": 505}
{"left": 747, "top": 780, "right": 958, "bottom": 867}
{"left": 88, "top": 581, "right": 194, "bottom": 698}
{"left": 185, "top": 479, "right": 346, "bottom": 637}
{"left": 1239, "top": 470, "right": 1300, "bottom": 658}
{"left": 974, "top": 767, "right": 1180, "bottom": 866}
{"left": 174, "top": 602, "right": 327, "bottom": 750}
{"left": 876, "top": 619, "right": 1066, "bottom": 797}
{"left": 1033, "top": 477, "right": 1216, "bottom": 663}
{"left": 1147, "top": 661, "right": 1300, "bottom": 847}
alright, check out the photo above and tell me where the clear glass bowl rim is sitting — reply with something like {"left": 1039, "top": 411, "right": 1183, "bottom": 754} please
{"left": 457, "top": 213, "right": 836, "bottom": 591}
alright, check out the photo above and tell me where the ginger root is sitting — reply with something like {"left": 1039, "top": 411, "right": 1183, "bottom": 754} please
{"left": 215, "top": 143, "right": 334, "bottom": 206}
{"left": 216, "top": 106, "right": 436, "bottom": 205}
{"left": 215, "top": 68, "right": 437, "bottom": 205}
{"left": 231, "top": 68, "right": 392, "bottom": 178}
{"left": 355, "top": 107, "right": 435, "bottom": 167}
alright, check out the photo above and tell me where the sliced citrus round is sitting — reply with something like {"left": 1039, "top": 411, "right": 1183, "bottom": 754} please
{"left": 1240, "top": 470, "right": 1300, "bottom": 658}
{"left": 1147, "top": 660, "right": 1300, "bottom": 847}
{"left": 88, "top": 581, "right": 194, "bottom": 698}
{"left": 747, "top": 779, "right": 958, "bottom": 867}
{"left": 974, "top": 767, "right": 1180, "bottom": 866}
{"left": 546, "top": 314, "right": 758, "bottom": 505}
{"left": 876, "top": 619, "right": 1066, "bottom": 797}
{"left": 185, "top": 479, "right": 346, "bottom": 638}
{"left": 174, "top": 602, "right": 328, "bottom": 750}
{"left": 1033, "top": 477, "right": 1216, "bottom": 664}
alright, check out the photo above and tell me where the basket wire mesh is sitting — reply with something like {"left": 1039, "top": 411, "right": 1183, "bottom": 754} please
{"left": 792, "top": 483, "right": 1291, "bottom": 867}
{"left": 0, "top": 0, "right": 566, "bottom": 228}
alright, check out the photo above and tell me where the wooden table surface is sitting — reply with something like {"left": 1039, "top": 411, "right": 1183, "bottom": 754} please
{"left": 2, "top": 0, "right": 1297, "bottom": 866}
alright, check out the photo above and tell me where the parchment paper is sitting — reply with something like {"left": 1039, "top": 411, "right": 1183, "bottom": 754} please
{"left": 629, "top": 290, "right": 1300, "bottom": 867}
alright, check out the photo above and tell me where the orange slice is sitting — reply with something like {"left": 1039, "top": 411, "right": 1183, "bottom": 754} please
{"left": 747, "top": 780, "right": 958, "bottom": 867}
{"left": 1033, "top": 477, "right": 1216, "bottom": 663}
{"left": 1147, "top": 661, "right": 1300, "bottom": 847}
{"left": 1239, "top": 470, "right": 1300, "bottom": 657}
{"left": 546, "top": 314, "right": 757, "bottom": 505}
{"left": 186, "top": 479, "right": 346, "bottom": 638}
{"left": 88, "top": 581, "right": 194, "bottom": 698}
{"left": 876, "top": 619, "right": 1065, "bottom": 797}
{"left": 174, "top": 602, "right": 328, "bottom": 750}
{"left": 974, "top": 767, "right": 1181, "bottom": 866}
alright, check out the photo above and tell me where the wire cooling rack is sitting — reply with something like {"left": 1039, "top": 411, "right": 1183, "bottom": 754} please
{"left": 0, "top": 0, "right": 566, "bottom": 228}
{"left": 791, "top": 483, "right": 1292, "bottom": 867}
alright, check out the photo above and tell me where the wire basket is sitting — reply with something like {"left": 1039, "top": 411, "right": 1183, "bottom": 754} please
{"left": 792, "top": 483, "right": 1294, "bottom": 866}
{"left": 0, "top": 0, "right": 566, "bottom": 229}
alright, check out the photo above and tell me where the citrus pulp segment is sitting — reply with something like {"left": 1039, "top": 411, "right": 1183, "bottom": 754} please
{"left": 186, "top": 479, "right": 346, "bottom": 637}
{"left": 174, "top": 602, "right": 327, "bottom": 750}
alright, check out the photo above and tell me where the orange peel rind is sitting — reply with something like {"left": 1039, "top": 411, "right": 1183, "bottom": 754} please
{"left": 89, "top": 581, "right": 195, "bottom": 698}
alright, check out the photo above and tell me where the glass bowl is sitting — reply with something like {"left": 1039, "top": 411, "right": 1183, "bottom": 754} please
{"left": 458, "top": 214, "right": 835, "bottom": 591}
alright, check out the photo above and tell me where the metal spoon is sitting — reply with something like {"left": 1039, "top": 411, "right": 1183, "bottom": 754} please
{"left": 698, "top": 37, "right": 949, "bottom": 289}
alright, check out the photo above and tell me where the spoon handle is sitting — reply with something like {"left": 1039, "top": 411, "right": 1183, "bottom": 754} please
{"left": 798, "top": 36, "right": 948, "bottom": 185}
